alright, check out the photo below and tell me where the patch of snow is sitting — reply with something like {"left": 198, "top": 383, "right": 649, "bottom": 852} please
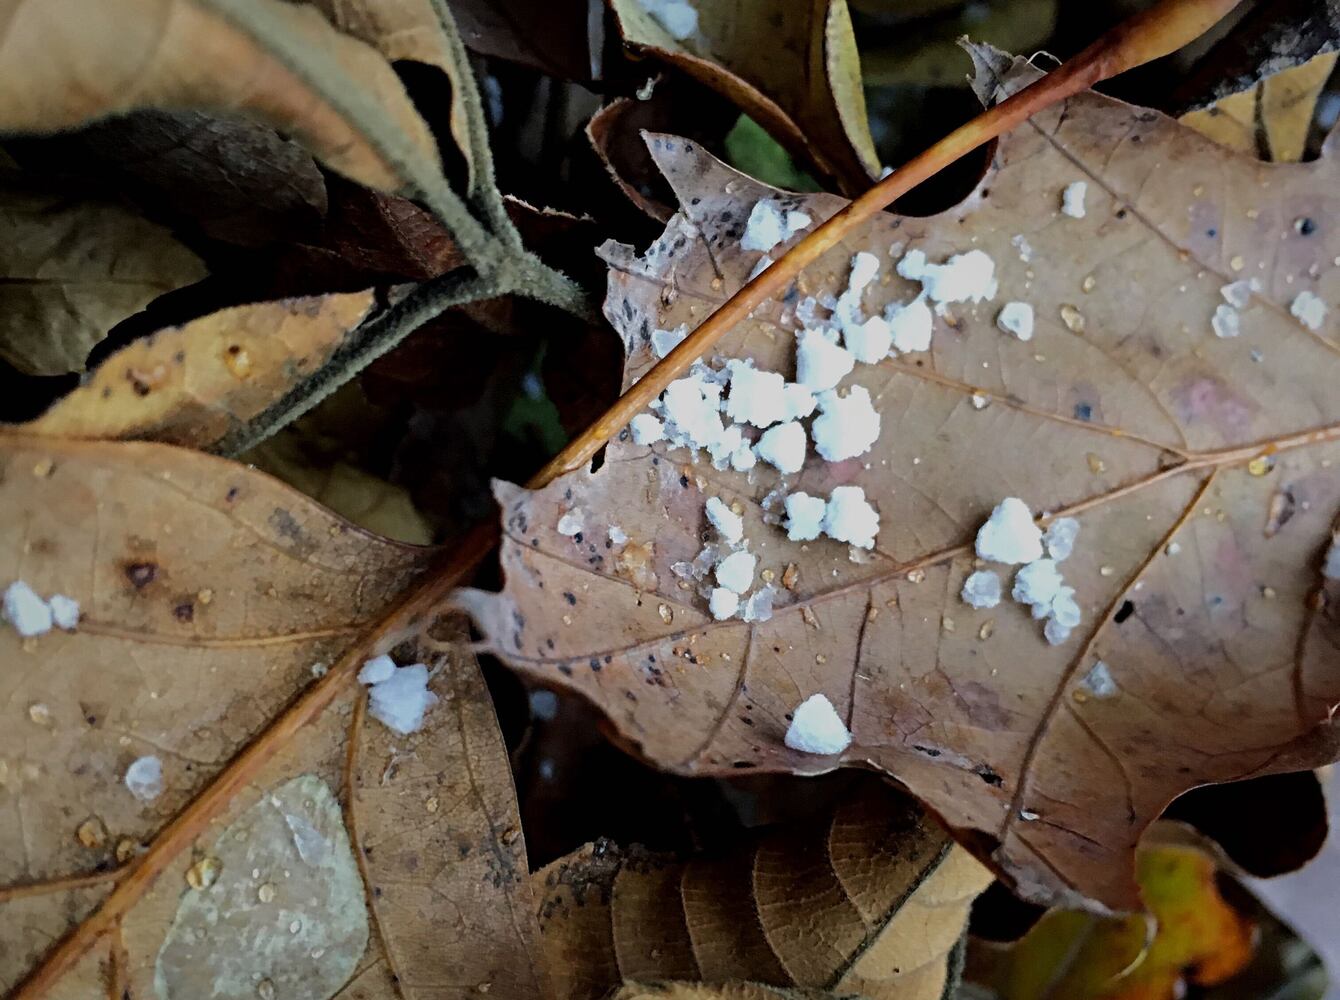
{"left": 629, "top": 413, "right": 665, "bottom": 445}
{"left": 996, "top": 301, "right": 1034, "bottom": 341}
{"left": 784, "top": 492, "right": 827, "bottom": 541}
{"left": 822, "top": 486, "right": 880, "bottom": 549}
{"left": 1043, "top": 619, "right": 1072, "bottom": 645}
{"left": 898, "top": 248, "right": 998, "bottom": 304}
{"left": 1080, "top": 660, "right": 1118, "bottom": 699}
{"left": 725, "top": 360, "right": 788, "bottom": 428}
{"left": 709, "top": 587, "right": 739, "bottom": 620}
{"left": 1326, "top": 538, "right": 1340, "bottom": 580}
{"left": 660, "top": 372, "right": 727, "bottom": 449}
{"left": 961, "top": 570, "right": 1001, "bottom": 609}
{"left": 1220, "top": 281, "right": 1252, "bottom": 309}
{"left": 651, "top": 324, "right": 689, "bottom": 358}
{"left": 715, "top": 551, "right": 757, "bottom": 593}
{"left": 1061, "top": 181, "right": 1087, "bottom": 219}
{"left": 886, "top": 296, "right": 933, "bottom": 353}
{"left": 741, "top": 198, "right": 811, "bottom": 252}
{"left": 707, "top": 423, "right": 747, "bottom": 470}
{"left": 125, "top": 755, "right": 164, "bottom": 802}
{"left": 1012, "top": 559, "right": 1063, "bottom": 608}
{"left": 1043, "top": 517, "right": 1079, "bottom": 561}
{"left": 1049, "top": 586, "right": 1082, "bottom": 628}
{"left": 3, "top": 581, "right": 52, "bottom": 637}
{"left": 795, "top": 328, "right": 855, "bottom": 391}
{"left": 48, "top": 594, "right": 79, "bottom": 630}
{"left": 1212, "top": 303, "right": 1241, "bottom": 339}
{"left": 811, "top": 386, "right": 881, "bottom": 462}
{"left": 843, "top": 315, "right": 894, "bottom": 363}
{"left": 741, "top": 586, "right": 776, "bottom": 623}
{"left": 608, "top": 525, "right": 628, "bottom": 545}
{"left": 365, "top": 662, "right": 439, "bottom": 735}
{"left": 780, "top": 382, "right": 817, "bottom": 421}
{"left": 755, "top": 421, "right": 807, "bottom": 474}
{"left": 1011, "top": 234, "right": 1034, "bottom": 262}
{"left": 784, "top": 694, "right": 852, "bottom": 755}
{"left": 975, "top": 497, "right": 1044, "bottom": 564}
{"left": 640, "top": 0, "right": 699, "bottom": 40}
{"left": 1291, "top": 290, "right": 1327, "bottom": 331}
{"left": 557, "top": 508, "right": 586, "bottom": 537}
{"left": 357, "top": 654, "right": 396, "bottom": 685}
{"left": 705, "top": 497, "right": 744, "bottom": 544}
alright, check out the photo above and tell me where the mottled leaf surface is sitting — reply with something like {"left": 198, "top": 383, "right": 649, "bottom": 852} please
{"left": 465, "top": 71, "right": 1340, "bottom": 913}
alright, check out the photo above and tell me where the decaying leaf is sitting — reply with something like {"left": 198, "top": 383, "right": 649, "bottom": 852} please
{"left": 1182, "top": 50, "right": 1340, "bottom": 163}
{"left": 606, "top": 0, "right": 880, "bottom": 193}
{"left": 16, "top": 292, "right": 376, "bottom": 450}
{"left": 0, "top": 0, "right": 441, "bottom": 196}
{"left": 463, "top": 55, "right": 1340, "bottom": 913}
{"left": 534, "top": 780, "right": 992, "bottom": 1000}
{"left": 0, "top": 435, "right": 549, "bottom": 997}
{"left": 966, "top": 843, "right": 1255, "bottom": 999}
{"left": 608, "top": 986, "right": 859, "bottom": 1000}
{"left": 0, "top": 173, "right": 206, "bottom": 376}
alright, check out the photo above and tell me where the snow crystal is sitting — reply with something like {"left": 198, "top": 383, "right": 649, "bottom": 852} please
{"left": 709, "top": 587, "right": 739, "bottom": 621}
{"left": 1080, "top": 660, "right": 1118, "bottom": 699}
{"left": 705, "top": 496, "right": 744, "bottom": 544}
{"left": 3, "top": 581, "right": 52, "bottom": 637}
{"left": 886, "top": 296, "right": 933, "bottom": 353}
{"left": 822, "top": 486, "right": 880, "bottom": 550}
{"left": 1291, "top": 290, "right": 1327, "bottom": 331}
{"left": 897, "top": 248, "right": 998, "bottom": 304}
{"left": 124, "top": 755, "right": 164, "bottom": 803}
{"left": 1326, "top": 538, "right": 1340, "bottom": 580}
{"left": 781, "top": 382, "right": 817, "bottom": 421}
{"left": 660, "top": 373, "right": 726, "bottom": 449}
{"left": 784, "top": 492, "right": 827, "bottom": 541}
{"left": 811, "top": 386, "right": 881, "bottom": 462}
{"left": 784, "top": 694, "right": 852, "bottom": 755}
{"left": 357, "top": 654, "right": 396, "bottom": 685}
{"left": 741, "top": 586, "right": 776, "bottom": 623}
{"left": 1220, "top": 281, "right": 1252, "bottom": 309}
{"left": 1061, "top": 181, "right": 1087, "bottom": 219}
{"left": 1212, "top": 303, "right": 1240, "bottom": 339}
{"left": 707, "top": 424, "right": 748, "bottom": 470}
{"left": 640, "top": 0, "right": 698, "bottom": 40}
{"left": 1043, "top": 619, "right": 1072, "bottom": 646}
{"left": 630, "top": 413, "right": 665, "bottom": 445}
{"left": 1043, "top": 517, "right": 1079, "bottom": 561}
{"left": 961, "top": 570, "right": 1001, "bottom": 609}
{"left": 795, "top": 328, "right": 855, "bottom": 391}
{"left": 975, "top": 498, "right": 1043, "bottom": 564}
{"left": 843, "top": 315, "right": 894, "bottom": 363}
{"left": 725, "top": 361, "right": 788, "bottom": 428}
{"left": 1049, "top": 586, "right": 1082, "bottom": 628}
{"left": 996, "top": 301, "right": 1034, "bottom": 341}
{"left": 557, "top": 508, "right": 585, "bottom": 537}
{"left": 847, "top": 251, "right": 882, "bottom": 293}
{"left": 715, "top": 551, "right": 757, "bottom": 593}
{"left": 741, "top": 198, "right": 811, "bottom": 252}
{"left": 730, "top": 443, "right": 757, "bottom": 472}
{"left": 755, "top": 421, "right": 807, "bottom": 474}
{"left": 1012, "top": 559, "right": 1063, "bottom": 608}
{"left": 48, "top": 594, "right": 79, "bottom": 630}
{"left": 366, "top": 662, "right": 439, "bottom": 735}
{"left": 651, "top": 324, "right": 689, "bottom": 358}
{"left": 608, "top": 525, "right": 628, "bottom": 545}
{"left": 749, "top": 255, "right": 773, "bottom": 280}
{"left": 1011, "top": 234, "right": 1034, "bottom": 262}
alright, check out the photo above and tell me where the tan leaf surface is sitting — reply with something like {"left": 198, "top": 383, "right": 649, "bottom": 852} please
{"left": 609, "top": 985, "right": 859, "bottom": 1000}
{"left": 0, "top": 0, "right": 440, "bottom": 195}
{"left": 606, "top": 0, "right": 880, "bottom": 193}
{"left": 0, "top": 436, "right": 543, "bottom": 998}
{"left": 0, "top": 175, "right": 206, "bottom": 376}
{"left": 16, "top": 292, "right": 376, "bottom": 450}
{"left": 534, "top": 781, "right": 992, "bottom": 1000}
{"left": 463, "top": 70, "right": 1340, "bottom": 912}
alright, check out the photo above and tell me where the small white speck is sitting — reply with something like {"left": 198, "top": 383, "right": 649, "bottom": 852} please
{"left": 1061, "top": 181, "right": 1087, "bottom": 218}
{"left": 125, "top": 756, "right": 164, "bottom": 802}
{"left": 784, "top": 694, "right": 852, "bottom": 755}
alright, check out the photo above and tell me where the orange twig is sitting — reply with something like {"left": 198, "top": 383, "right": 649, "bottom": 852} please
{"left": 11, "top": 1, "right": 1243, "bottom": 994}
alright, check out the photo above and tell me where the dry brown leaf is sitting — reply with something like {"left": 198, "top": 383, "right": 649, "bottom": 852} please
{"left": 0, "top": 174, "right": 206, "bottom": 376}
{"left": 0, "top": 435, "right": 547, "bottom": 998}
{"left": 15, "top": 292, "right": 376, "bottom": 449}
{"left": 607, "top": 0, "right": 880, "bottom": 193}
{"left": 534, "top": 781, "right": 992, "bottom": 1000}
{"left": 0, "top": 0, "right": 440, "bottom": 196}
{"left": 1181, "top": 51, "right": 1340, "bottom": 163}
{"left": 609, "top": 985, "right": 859, "bottom": 1000}
{"left": 463, "top": 60, "right": 1340, "bottom": 913}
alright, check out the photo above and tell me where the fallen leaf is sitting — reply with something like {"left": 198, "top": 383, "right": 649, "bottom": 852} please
{"left": 449, "top": 0, "right": 594, "bottom": 81}
{"left": 965, "top": 843, "right": 1255, "bottom": 999}
{"left": 462, "top": 54, "right": 1340, "bottom": 913}
{"left": 1181, "top": 51, "right": 1339, "bottom": 162}
{"left": 0, "top": 170, "right": 206, "bottom": 376}
{"left": 0, "top": 0, "right": 441, "bottom": 196}
{"left": 606, "top": 0, "right": 880, "bottom": 193}
{"left": 15, "top": 292, "right": 376, "bottom": 450}
{"left": 608, "top": 986, "right": 859, "bottom": 1000}
{"left": 0, "top": 435, "right": 546, "bottom": 998}
{"left": 534, "top": 780, "right": 992, "bottom": 1000}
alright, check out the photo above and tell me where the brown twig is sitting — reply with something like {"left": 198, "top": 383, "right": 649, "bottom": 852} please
{"left": 11, "top": 1, "right": 1244, "bottom": 994}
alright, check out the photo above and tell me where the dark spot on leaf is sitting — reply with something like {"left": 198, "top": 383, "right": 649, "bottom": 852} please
{"left": 173, "top": 601, "right": 194, "bottom": 623}
{"left": 1297, "top": 217, "right": 1317, "bottom": 236}
{"left": 913, "top": 745, "right": 942, "bottom": 757}
{"left": 679, "top": 475, "right": 689, "bottom": 488}
{"left": 1206, "top": 227, "right": 1217, "bottom": 238}
{"left": 1073, "top": 402, "right": 1093, "bottom": 421}
{"left": 563, "top": 591, "right": 577, "bottom": 605}
{"left": 558, "top": 664, "right": 573, "bottom": 677}
{"left": 975, "top": 765, "right": 1004, "bottom": 787}
{"left": 123, "top": 562, "right": 158, "bottom": 589}
{"left": 225, "top": 486, "right": 241, "bottom": 502}
{"left": 573, "top": 532, "right": 583, "bottom": 544}
{"left": 1114, "top": 600, "right": 1135, "bottom": 624}
{"left": 731, "top": 761, "right": 756, "bottom": 769}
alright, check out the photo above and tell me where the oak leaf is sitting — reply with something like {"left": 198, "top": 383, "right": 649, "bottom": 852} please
{"left": 534, "top": 780, "right": 991, "bottom": 1000}
{"left": 462, "top": 63, "right": 1340, "bottom": 913}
